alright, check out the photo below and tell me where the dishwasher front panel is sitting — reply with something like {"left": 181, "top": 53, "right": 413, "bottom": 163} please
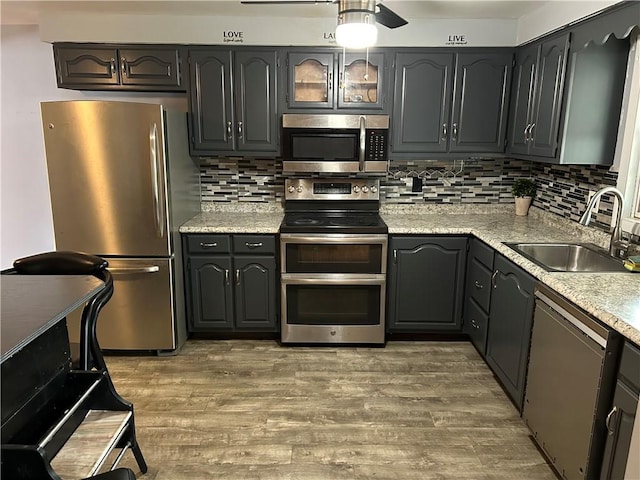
{"left": 524, "top": 299, "right": 605, "bottom": 480}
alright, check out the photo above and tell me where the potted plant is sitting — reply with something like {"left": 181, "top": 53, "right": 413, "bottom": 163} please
{"left": 512, "top": 178, "right": 537, "bottom": 216}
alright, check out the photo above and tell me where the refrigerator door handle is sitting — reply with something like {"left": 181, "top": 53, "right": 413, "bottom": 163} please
{"left": 149, "top": 123, "right": 165, "bottom": 239}
{"left": 109, "top": 266, "right": 161, "bottom": 275}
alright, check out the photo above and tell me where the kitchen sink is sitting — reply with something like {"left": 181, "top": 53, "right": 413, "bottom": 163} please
{"left": 505, "top": 242, "right": 627, "bottom": 272}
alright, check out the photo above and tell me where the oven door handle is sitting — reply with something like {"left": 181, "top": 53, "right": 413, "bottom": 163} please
{"left": 281, "top": 274, "right": 386, "bottom": 285}
{"left": 280, "top": 234, "right": 388, "bottom": 245}
{"left": 359, "top": 115, "right": 366, "bottom": 172}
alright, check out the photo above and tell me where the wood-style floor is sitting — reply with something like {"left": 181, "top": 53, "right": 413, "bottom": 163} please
{"left": 107, "top": 340, "right": 557, "bottom": 480}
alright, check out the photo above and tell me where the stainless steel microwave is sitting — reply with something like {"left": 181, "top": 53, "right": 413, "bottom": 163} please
{"left": 281, "top": 114, "right": 389, "bottom": 173}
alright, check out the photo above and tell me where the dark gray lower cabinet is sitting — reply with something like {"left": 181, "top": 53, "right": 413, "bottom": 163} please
{"left": 387, "top": 236, "right": 467, "bottom": 332}
{"left": 485, "top": 254, "right": 535, "bottom": 410}
{"left": 600, "top": 341, "right": 640, "bottom": 479}
{"left": 183, "top": 234, "right": 278, "bottom": 333}
{"left": 462, "top": 238, "right": 495, "bottom": 355}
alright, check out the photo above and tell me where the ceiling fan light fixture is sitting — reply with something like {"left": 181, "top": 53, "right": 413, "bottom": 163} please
{"left": 336, "top": 0, "right": 378, "bottom": 49}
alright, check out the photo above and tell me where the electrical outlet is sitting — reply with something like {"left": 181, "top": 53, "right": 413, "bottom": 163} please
{"left": 412, "top": 177, "right": 423, "bottom": 192}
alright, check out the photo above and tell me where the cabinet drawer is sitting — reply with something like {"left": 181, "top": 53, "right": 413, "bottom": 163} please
{"left": 233, "top": 235, "right": 276, "bottom": 254}
{"left": 469, "top": 239, "right": 494, "bottom": 270}
{"left": 619, "top": 341, "right": 640, "bottom": 392}
{"left": 187, "top": 235, "right": 230, "bottom": 254}
{"left": 467, "top": 256, "right": 492, "bottom": 311}
{"left": 465, "top": 297, "right": 489, "bottom": 355}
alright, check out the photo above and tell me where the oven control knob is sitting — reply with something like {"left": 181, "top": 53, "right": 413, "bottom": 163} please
{"left": 353, "top": 185, "right": 361, "bottom": 193}
{"left": 288, "top": 185, "right": 295, "bottom": 193}
{"left": 297, "top": 186, "right": 303, "bottom": 193}
{"left": 371, "top": 185, "right": 378, "bottom": 193}
{"left": 362, "top": 186, "right": 369, "bottom": 193}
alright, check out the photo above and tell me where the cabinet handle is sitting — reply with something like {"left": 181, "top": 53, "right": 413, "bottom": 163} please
{"left": 200, "top": 242, "right": 218, "bottom": 248}
{"left": 393, "top": 249, "right": 398, "bottom": 264}
{"left": 470, "top": 319, "right": 480, "bottom": 330}
{"left": 110, "top": 58, "right": 116, "bottom": 75}
{"left": 491, "top": 270, "right": 499, "bottom": 289}
{"left": 225, "top": 269, "right": 230, "bottom": 286}
{"left": 226, "top": 121, "right": 232, "bottom": 141}
{"left": 442, "top": 123, "right": 448, "bottom": 141}
{"left": 237, "top": 121, "right": 243, "bottom": 139}
{"left": 245, "top": 242, "right": 263, "bottom": 249}
{"left": 328, "top": 72, "right": 333, "bottom": 90}
{"left": 121, "top": 57, "right": 128, "bottom": 76}
{"left": 524, "top": 123, "right": 531, "bottom": 142}
{"left": 605, "top": 406, "right": 618, "bottom": 436}
{"left": 474, "top": 280, "right": 484, "bottom": 289}
{"left": 529, "top": 123, "right": 536, "bottom": 142}
{"left": 235, "top": 269, "right": 241, "bottom": 286}
{"left": 452, "top": 123, "right": 458, "bottom": 141}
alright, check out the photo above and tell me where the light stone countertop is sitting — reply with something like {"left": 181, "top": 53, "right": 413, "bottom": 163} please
{"left": 180, "top": 204, "right": 640, "bottom": 344}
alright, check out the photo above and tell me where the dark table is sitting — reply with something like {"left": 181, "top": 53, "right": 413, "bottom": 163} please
{"left": 1, "top": 274, "right": 105, "bottom": 363}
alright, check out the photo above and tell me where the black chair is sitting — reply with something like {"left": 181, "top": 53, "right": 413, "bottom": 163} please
{"left": 12, "top": 250, "right": 113, "bottom": 371}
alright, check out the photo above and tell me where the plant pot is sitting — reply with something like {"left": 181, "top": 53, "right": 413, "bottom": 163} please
{"left": 515, "top": 196, "right": 532, "bottom": 216}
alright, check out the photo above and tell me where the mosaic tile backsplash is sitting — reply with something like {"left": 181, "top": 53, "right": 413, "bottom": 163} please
{"left": 199, "top": 156, "right": 636, "bottom": 243}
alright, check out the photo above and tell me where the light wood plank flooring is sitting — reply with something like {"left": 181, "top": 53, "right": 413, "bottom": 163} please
{"left": 107, "top": 340, "right": 557, "bottom": 480}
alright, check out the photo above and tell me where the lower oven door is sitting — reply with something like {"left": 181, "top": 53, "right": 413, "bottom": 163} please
{"left": 281, "top": 274, "right": 386, "bottom": 344}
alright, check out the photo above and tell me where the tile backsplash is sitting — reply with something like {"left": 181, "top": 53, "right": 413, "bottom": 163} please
{"left": 199, "top": 156, "right": 635, "bottom": 243}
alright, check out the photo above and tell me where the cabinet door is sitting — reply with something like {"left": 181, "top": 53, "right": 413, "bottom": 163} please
{"left": 392, "top": 53, "right": 454, "bottom": 153}
{"left": 54, "top": 46, "right": 119, "bottom": 87}
{"left": 287, "top": 52, "right": 335, "bottom": 109}
{"left": 188, "top": 49, "right": 234, "bottom": 153}
{"left": 600, "top": 381, "right": 638, "bottom": 480}
{"left": 507, "top": 45, "right": 538, "bottom": 155}
{"left": 119, "top": 48, "right": 182, "bottom": 88}
{"left": 486, "top": 255, "right": 535, "bottom": 410}
{"left": 234, "top": 50, "right": 279, "bottom": 153}
{"left": 234, "top": 256, "right": 278, "bottom": 331}
{"left": 188, "top": 257, "right": 234, "bottom": 330}
{"left": 450, "top": 52, "right": 512, "bottom": 153}
{"left": 387, "top": 236, "right": 467, "bottom": 332}
{"left": 337, "top": 52, "right": 385, "bottom": 110}
{"left": 529, "top": 33, "right": 570, "bottom": 158}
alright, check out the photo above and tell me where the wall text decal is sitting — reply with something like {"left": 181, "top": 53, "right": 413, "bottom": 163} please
{"left": 223, "top": 31, "right": 244, "bottom": 43}
{"left": 445, "top": 34, "right": 468, "bottom": 46}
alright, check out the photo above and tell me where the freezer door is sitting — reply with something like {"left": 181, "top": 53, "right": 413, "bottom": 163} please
{"left": 41, "top": 101, "right": 171, "bottom": 257}
{"left": 66, "top": 257, "right": 177, "bottom": 351}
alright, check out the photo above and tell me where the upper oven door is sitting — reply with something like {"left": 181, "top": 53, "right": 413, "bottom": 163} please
{"left": 281, "top": 234, "right": 388, "bottom": 274}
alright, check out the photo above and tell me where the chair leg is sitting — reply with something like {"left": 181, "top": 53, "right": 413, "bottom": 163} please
{"left": 130, "top": 439, "right": 148, "bottom": 474}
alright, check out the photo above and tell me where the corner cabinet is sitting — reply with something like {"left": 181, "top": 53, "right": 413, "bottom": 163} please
{"left": 53, "top": 44, "right": 185, "bottom": 91}
{"left": 391, "top": 49, "right": 513, "bottom": 156}
{"left": 507, "top": 33, "right": 570, "bottom": 158}
{"left": 387, "top": 236, "right": 467, "bottom": 333}
{"left": 188, "top": 48, "right": 279, "bottom": 156}
{"left": 485, "top": 254, "right": 536, "bottom": 410}
{"left": 183, "top": 234, "right": 279, "bottom": 333}
{"left": 282, "top": 49, "right": 387, "bottom": 112}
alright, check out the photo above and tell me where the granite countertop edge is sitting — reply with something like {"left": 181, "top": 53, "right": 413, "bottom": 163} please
{"left": 179, "top": 206, "right": 640, "bottom": 345}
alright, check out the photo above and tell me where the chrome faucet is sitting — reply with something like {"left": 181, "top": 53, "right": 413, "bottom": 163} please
{"left": 579, "top": 186, "right": 628, "bottom": 258}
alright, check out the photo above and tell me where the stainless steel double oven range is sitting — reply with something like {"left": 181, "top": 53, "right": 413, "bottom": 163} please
{"left": 280, "top": 178, "right": 388, "bottom": 345}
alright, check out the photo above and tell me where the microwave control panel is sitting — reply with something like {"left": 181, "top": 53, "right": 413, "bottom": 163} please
{"left": 366, "top": 130, "right": 388, "bottom": 161}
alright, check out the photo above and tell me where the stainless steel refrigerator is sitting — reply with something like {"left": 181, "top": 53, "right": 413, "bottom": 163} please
{"left": 41, "top": 100, "right": 199, "bottom": 353}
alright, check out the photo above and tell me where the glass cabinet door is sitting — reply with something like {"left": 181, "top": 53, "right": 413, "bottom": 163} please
{"left": 338, "top": 52, "right": 385, "bottom": 110}
{"left": 288, "top": 52, "right": 335, "bottom": 109}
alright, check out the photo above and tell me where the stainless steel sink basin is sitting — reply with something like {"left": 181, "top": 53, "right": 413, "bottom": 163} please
{"left": 505, "top": 243, "right": 627, "bottom": 272}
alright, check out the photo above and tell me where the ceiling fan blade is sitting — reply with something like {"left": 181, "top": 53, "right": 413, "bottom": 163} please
{"left": 241, "top": 0, "right": 334, "bottom": 4}
{"left": 375, "top": 3, "right": 408, "bottom": 29}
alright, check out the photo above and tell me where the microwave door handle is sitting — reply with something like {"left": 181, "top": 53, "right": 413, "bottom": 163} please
{"left": 359, "top": 116, "right": 366, "bottom": 172}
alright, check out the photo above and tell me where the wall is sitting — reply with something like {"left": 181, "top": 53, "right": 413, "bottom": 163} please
{"left": 0, "top": 25, "right": 187, "bottom": 269}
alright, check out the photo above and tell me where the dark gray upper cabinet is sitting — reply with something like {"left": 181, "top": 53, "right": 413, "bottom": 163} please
{"left": 188, "top": 48, "right": 279, "bottom": 156}
{"left": 54, "top": 44, "right": 185, "bottom": 91}
{"left": 485, "top": 254, "right": 535, "bottom": 411}
{"left": 391, "top": 49, "right": 513, "bottom": 157}
{"left": 183, "top": 234, "right": 279, "bottom": 333}
{"left": 392, "top": 53, "right": 453, "bottom": 154}
{"left": 507, "top": 33, "right": 570, "bottom": 158}
{"left": 387, "top": 236, "right": 467, "bottom": 333}
{"left": 283, "top": 49, "right": 387, "bottom": 112}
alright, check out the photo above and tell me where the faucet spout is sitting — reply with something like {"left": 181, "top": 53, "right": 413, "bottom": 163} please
{"left": 579, "top": 186, "right": 627, "bottom": 258}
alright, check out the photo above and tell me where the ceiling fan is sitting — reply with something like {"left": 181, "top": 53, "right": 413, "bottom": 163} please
{"left": 240, "top": 0, "right": 409, "bottom": 30}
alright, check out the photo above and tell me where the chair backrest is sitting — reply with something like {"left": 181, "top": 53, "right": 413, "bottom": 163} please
{"left": 13, "top": 251, "right": 113, "bottom": 371}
